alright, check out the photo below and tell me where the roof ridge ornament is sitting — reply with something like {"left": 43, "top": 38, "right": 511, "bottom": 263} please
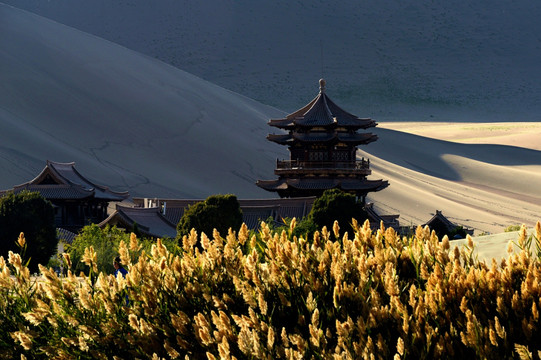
{"left": 319, "top": 78, "right": 326, "bottom": 93}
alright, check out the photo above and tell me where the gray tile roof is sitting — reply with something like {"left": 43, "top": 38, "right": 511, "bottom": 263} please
{"left": 99, "top": 205, "right": 177, "bottom": 239}
{"left": 256, "top": 177, "right": 389, "bottom": 193}
{"left": 6, "top": 184, "right": 92, "bottom": 199}
{"left": 57, "top": 227, "right": 78, "bottom": 244}
{"left": 0, "top": 161, "right": 130, "bottom": 201}
{"left": 269, "top": 80, "right": 377, "bottom": 130}
{"left": 132, "top": 197, "right": 316, "bottom": 231}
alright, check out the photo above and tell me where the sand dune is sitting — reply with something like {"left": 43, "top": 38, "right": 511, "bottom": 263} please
{"left": 4, "top": 0, "right": 541, "bottom": 124}
{"left": 379, "top": 122, "right": 541, "bottom": 151}
{"left": 0, "top": 3, "right": 286, "bottom": 198}
{"left": 364, "top": 126, "right": 541, "bottom": 234}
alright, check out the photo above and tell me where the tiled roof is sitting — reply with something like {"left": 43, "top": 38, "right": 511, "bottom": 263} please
{"left": 241, "top": 207, "right": 275, "bottom": 230}
{"left": 269, "top": 80, "right": 377, "bottom": 130}
{"left": 288, "top": 178, "right": 337, "bottom": 190}
{"left": 57, "top": 227, "right": 78, "bottom": 244}
{"left": 1, "top": 161, "right": 130, "bottom": 201}
{"left": 422, "top": 210, "right": 458, "bottom": 231}
{"left": 267, "top": 132, "right": 378, "bottom": 146}
{"left": 6, "top": 184, "right": 93, "bottom": 199}
{"left": 256, "top": 178, "right": 389, "bottom": 193}
{"left": 99, "top": 205, "right": 177, "bottom": 239}
{"left": 162, "top": 207, "right": 186, "bottom": 229}
{"left": 132, "top": 197, "right": 316, "bottom": 230}
{"left": 256, "top": 179, "right": 290, "bottom": 191}
{"left": 336, "top": 133, "right": 378, "bottom": 144}
{"left": 364, "top": 203, "right": 400, "bottom": 230}
{"left": 293, "top": 132, "right": 336, "bottom": 142}
{"left": 340, "top": 179, "right": 389, "bottom": 191}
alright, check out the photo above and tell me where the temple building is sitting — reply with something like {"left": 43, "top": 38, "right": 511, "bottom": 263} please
{"left": 256, "top": 79, "right": 389, "bottom": 202}
{"left": 0, "top": 161, "right": 129, "bottom": 232}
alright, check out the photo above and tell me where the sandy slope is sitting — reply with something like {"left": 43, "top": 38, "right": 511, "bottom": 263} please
{"left": 363, "top": 126, "right": 541, "bottom": 234}
{"left": 379, "top": 122, "right": 541, "bottom": 151}
{"left": 0, "top": 3, "right": 286, "bottom": 198}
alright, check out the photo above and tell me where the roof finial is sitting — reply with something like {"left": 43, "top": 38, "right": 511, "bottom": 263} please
{"left": 319, "top": 78, "right": 326, "bottom": 93}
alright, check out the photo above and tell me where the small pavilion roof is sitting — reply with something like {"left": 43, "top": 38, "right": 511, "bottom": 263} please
{"left": 269, "top": 79, "right": 377, "bottom": 130}
{"left": 364, "top": 203, "right": 400, "bottom": 230}
{"left": 0, "top": 161, "right": 129, "bottom": 201}
{"left": 422, "top": 210, "right": 462, "bottom": 232}
{"left": 99, "top": 205, "right": 177, "bottom": 239}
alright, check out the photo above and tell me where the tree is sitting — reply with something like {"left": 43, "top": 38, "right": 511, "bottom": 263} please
{"left": 67, "top": 224, "right": 123, "bottom": 275}
{"left": 0, "top": 191, "right": 57, "bottom": 272}
{"left": 176, "top": 194, "right": 243, "bottom": 238}
{"left": 299, "top": 189, "right": 368, "bottom": 238}
{"left": 67, "top": 224, "right": 178, "bottom": 275}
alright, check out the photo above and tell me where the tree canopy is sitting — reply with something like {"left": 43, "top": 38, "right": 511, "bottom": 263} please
{"left": 0, "top": 191, "right": 57, "bottom": 272}
{"left": 302, "top": 189, "right": 369, "bottom": 237}
{"left": 176, "top": 194, "right": 243, "bottom": 238}
{"left": 67, "top": 224, "right": 178, "bottom": 275}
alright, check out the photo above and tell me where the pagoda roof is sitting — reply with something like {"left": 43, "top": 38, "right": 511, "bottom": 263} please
{"left": 267, "top": 131, "right": 378, "bottom": 145}
{"left": 269, "top": 79, "right": 377, "bottom": 130}
{"left": 0, "top": 160, "right": 130, "bottom": 201}
{"left": 256, "top": 177, "right": 389, "bottom": 193}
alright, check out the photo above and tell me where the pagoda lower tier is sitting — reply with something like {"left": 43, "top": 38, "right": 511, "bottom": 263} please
{"left": 256, "top": 176, "right": 388, "bottom": 198}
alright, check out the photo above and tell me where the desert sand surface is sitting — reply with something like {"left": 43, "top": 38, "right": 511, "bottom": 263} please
{"left": 379, "top": 122, "right": 541, "bottom": 151}
{"left": 451, "top": 229, "right": 537, "bottom": 264}
{"left": 0, "top": 3, "right": 285, "bottom": 199}
{"left": 364, "top": 123, "right": 541, "bottom": 236}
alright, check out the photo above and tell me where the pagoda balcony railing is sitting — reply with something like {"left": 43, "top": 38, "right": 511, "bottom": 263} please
{"left": 275, "top": 159, "right": 370, "bottom": 174}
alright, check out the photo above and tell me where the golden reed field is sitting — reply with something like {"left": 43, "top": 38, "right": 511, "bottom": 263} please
{"left": 2, "top": 220, "right": 541, "bottom": 359}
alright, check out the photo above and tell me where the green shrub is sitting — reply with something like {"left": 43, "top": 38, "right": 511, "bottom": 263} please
{"left": 176, "top": 194, "right": 243, "bottom": 238}
{"left": 67, "top": 224, "right": 176, "bottom": 275}
{"left": 505, "top": 224, "right": 522, "bottom": 232}
{"left": 0, "top": 191, "right": 56, "bottom": 272}
{"left": 303, "top": 189, "right": 368, "bottom": 238}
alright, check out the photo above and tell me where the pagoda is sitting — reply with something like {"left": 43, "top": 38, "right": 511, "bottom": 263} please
{"left": 256, "top": 79, "right": 389, "bottom": 201}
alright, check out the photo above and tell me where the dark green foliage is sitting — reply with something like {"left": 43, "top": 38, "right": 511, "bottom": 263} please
{"left": 305, "top": 189, "right": 368, "bottom": 236}
{"left": 431, "top": 221, "right": 468, "bottom": 240}
{"left": 449, "top": 226, "right": 468, "bottom": 239}
{"left": 0, "top": 191, "right": 56, "bottom": 272}
{"left": 176, "top": 194, "right": 243, "bottom": 238}
{"left": 292, "top": 217, "right": 317, "bottom": 239}
{"left": 67, "top": 224, "right": 177, "bottom": 275}
{"left": 505, "top": 224, "right": 522, "bottom": 232}
{"left": 67, "top": 224, "right": 122, "bottom": 274}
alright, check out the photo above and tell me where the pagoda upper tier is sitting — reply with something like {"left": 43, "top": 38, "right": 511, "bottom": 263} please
{"left": 256, "top": 79, "right": 389, "bottom": 199}
{"left": 268, "top": 79, "right": 377, "bottom": 131}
